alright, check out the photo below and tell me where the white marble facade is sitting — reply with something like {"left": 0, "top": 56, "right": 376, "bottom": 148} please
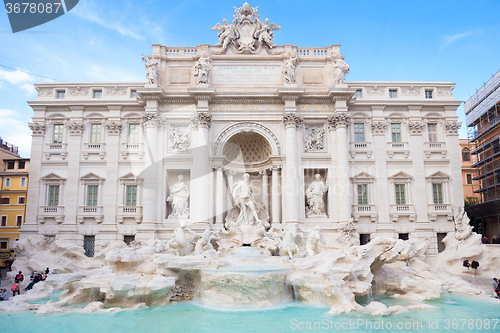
{"left": 22, "top": 3, "right": 463, "bottom": 257}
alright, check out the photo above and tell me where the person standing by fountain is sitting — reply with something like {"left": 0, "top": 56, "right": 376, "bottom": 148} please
{"left": 471, "top": 259, "right": 479, "bottom": 277}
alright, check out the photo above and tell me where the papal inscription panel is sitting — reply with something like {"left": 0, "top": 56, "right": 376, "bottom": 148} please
{"left": 211, "top": 66, "right": 282, "bottom": 85}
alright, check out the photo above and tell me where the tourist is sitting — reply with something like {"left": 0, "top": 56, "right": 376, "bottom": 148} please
{"left": 493, "top": 278, "right": 499, "bottom": 298}
{"left": 0, "top": 289, "right": 9, "bottom": 301}
{"left": 11, "top": 281, "right": 20, "bottom": 297}
{"left": 463, "top": 259, "right": 470, "bottom": 270}
{"left": 45, "top": 267, "right": 50, "bottom": 275}
{"left": 471, "top": 259, "right": 480, "bottom": 277}
{"left": 492, "top": 236, "right": 499, "bottom": 244}
{"left": 481, "top": 236, "right": 489, "bottom": 244}
{"left": 24, "top": 271, "right": 42, "bottom": 291}
{"left": 15, "top": 271, "right": 24, "bottom": 283}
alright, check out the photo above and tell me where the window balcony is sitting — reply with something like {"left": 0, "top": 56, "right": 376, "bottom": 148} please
{"left": 44, "top": 142, "right": 68, "bottom": 160}
{"left": 120, "top": 142, "right": 144, "bottom": 160}
{"left": 117, "top": 206, "right": 143, "bottom": 223}
{"left": 427, "top": 203, "right": 453, "bottom": 221}
{"left": 351, "top": 204, "right": 377, "bottom": 222}
{"left": 78, "top": 206, "right": 104, "bottom": 223}
{"left": 386, "top": 142, "right": 410, "bottom": 159}
{"left": 389, "top": 204, "right": 416, "bottom": 221}
{"left": 349, "top": 142, "right": 372, "bottom": 159}
{"left": 82, "top": 142, "right": 106, "bottom": 160}
{"left": 38, "top": 206, "right": 65, "bottom": 224}
{"left": 424, "top": 142, "right": 447, "bottom": 159}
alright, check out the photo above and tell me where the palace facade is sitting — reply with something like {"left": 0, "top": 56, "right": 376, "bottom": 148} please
{"left": 22, "top": 4, "right": 463, "bottom": 257}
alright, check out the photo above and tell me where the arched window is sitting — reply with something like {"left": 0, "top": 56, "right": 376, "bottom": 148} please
{"left": 462, "top": 148, "right": 470, "bottom": 161}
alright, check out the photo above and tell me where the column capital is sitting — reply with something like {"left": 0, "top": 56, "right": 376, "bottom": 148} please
{"left": 327, "top": 113, "right": 350, "bottom": 129}
{"left": 191, "top": 112, "right": 212, "bottom": 129}
{"left": 143, "top": 113, "right": 164, "bottom": 129}
{"left": 271, "top": 164, "right": 282, "bottom": 171}
{"left": 371, "top": 121, "right": 388, "bottom": 135}
{"left": 408, "top": 121, "right": 425, "bottom": 135}
{"left": 282, "top": 113, "right": 302, "bottom": 129}
{"left": 29, "top": 122, "right": 46, "bottom": 136}
{"left": 105, "top": 121, "right": 122, "bottom": 135}
{"left": 67, "top": 121, "right": 84, "bottom": 136}
{"left": 224, "top": 169, "right": 237, "bottom": 176}
{"left": 445, "top": 121, "right": 461, "bottom": 136}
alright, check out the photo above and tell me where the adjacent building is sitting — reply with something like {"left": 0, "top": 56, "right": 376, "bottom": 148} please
{"left": 460, "top": 139, "right": 478, "bottom": 202}
{"left": 21, "top": 3, "right": 463, "bottom": 258}
{"left": 465, "top": 70, "right": 500, "bottom": 240}
{"left": 0, "top": 157, "right": 29, "bottom": 267}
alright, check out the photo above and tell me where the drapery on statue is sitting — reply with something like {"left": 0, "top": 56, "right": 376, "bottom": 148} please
{"left": 453, "top": 206, "right": 473, "bottom": 241}
{"left": 255, "top": 18, "right": 280, "bottom": 48}
{"left": 194, "top": 51, "right": 212, "bottom": 85}
{"left": 232, "top": 173, "right": 265, "bottom": 226}
{"left": 141, "top": 55, "right": 159, "bottom": 85}
{"left": 167, "top": 175, "right": 190, "bottom": 218}
{"left": 211, "top": 18, "right": 236, "bottom": 51}
{"left": 282, "top": 53, "right": 298, "bottom": 85}
{"left": 305, "top": 174, "right": 328, "bottom": 217}
{"left": 331, "top": 53, "right": 349, "bottom": 85}
{"left": 169, "top": 126, "right": 190, "bottom": 151}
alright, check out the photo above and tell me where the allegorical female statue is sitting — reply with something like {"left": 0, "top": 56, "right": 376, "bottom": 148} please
{"left": 305, "top": 174, "right": 328, "bottom": 217}
{"left": 167, "top": 175, "right": 190, "bottom": 218}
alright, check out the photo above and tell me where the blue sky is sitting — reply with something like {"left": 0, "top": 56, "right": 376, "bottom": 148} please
{"left": 1, "top": 0, "right": 499, "bottom": 157}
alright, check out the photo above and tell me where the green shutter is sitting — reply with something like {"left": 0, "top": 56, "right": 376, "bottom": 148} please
{"left": 126, "top": 186, "right": 137, "bottom": 206}
{"left": 87, "top": 185, "right": 98, "bottom": 206}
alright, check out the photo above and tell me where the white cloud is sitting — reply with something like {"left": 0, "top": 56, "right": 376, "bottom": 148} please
{"left": 0, "top": 109, "right": 32, "bottom": 157}
{"left": 0, "top": 68, "right": 34, "bottom": 85}
{"left": 20, "top": 84, "right": 38, "bottom": 96}
{"left": 70, "top": 0, "right": 144, "bottom": 40}
{"left": 441, "top": 31, "right": 473, "bottom": 49}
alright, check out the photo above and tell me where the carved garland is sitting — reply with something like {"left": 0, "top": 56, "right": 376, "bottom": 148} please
{"left": 214, "top": 121, "right": 281, "bottom": 155}
{"left": 445, "top": 121, "right": 461, "bottom": 135}
{"left": 371, "top": 121, "right": 387, "bottom": 134}
{"left": 67, "top": 122, "right": 84, "bottom": 136}
{"left": 28, "top": 122, "right": 46, "bottom": 136}
{"left": 105, "top": 122, "right": 122, "bottom": 135}
{"left": 408, "top": 121, "right": 425, "bottom": 135}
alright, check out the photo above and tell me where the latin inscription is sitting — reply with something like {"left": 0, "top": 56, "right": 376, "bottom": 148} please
{"left": 210, "top": 104, "right": 283, "bottom": 111}
{"left": 212, "top": 66, "right": 281, "bottom": 85}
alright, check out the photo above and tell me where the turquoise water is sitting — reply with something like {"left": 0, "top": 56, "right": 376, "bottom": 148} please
{"left": 1, "top": 293, "right": 499, "bottom": 333}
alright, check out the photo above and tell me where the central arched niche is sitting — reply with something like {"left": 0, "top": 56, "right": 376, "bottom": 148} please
{"left": 223, "top": 131, "right": 272, "bottom": 165}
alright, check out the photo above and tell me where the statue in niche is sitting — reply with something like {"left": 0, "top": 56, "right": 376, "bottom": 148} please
{"left": 211, "top": 18, "right": 236, "bottom": 51}
{"left": 222, "top": 173, "right": 270, "bottom": 247}
{"left": 305, "top": 174, "right": 328, "bottom": 217}
{"left": 304, "top": 126, "right": 325, "bottom": 152}
{"left": 331, "top": 53, "right": 349, "bottom": 85}
{"left": 282, "top": 53, "right": 298, "bottom": 85}
{"left": 167, "top": 175, "right": 190, "bottom": 218}
{"left": 169, "top": 126, "right": 190, "bottom": 151}
{"left": 453, "top": 206, "right": 473, "bottom": 241}
{"left": 194, "top": 51, "right": 212, "bottom": 85}
{"left": 255, "top": 18, "right": 280, "bottom": 48}
{"left": 299, "top": 225, "right": 326, "bottom": 256}
{"left": 142, "top": 55, "right": 159, "bottom": 85}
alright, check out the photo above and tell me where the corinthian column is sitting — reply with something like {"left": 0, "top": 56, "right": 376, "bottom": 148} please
{"left": 333, "top": 112, "right": 350, "bottom": 222}
{"left": 282, "top": 113, "right": 301, "bottom": 223}
{"left": 215, "top": 166, "right": 224, "bottom": 225}
{"left": 271, "top": 165, "right": 281, "bottom": 223}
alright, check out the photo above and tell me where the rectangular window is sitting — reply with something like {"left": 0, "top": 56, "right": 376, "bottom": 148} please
{"left": 425, "top": 90, "right": 433, "bottom": 99}
{"left": 128, "top": 124, "right": 140, "bottom": 143}
{"left": 354, "top": 123, "right": 365, "bottom": 143}
{"left": 48, "top": 185, "right": 59, "bottom": 206}
{"left": 433, "top": 183, "right": 443, "bottom": 204}
{"left": 18, "top": 197, "right": 25, "bottom": 204}
{"left": 0, "top": 241, "right": 6, "bottom": 249}
{"left": 354, "top": 89, "right": 362, "bottom": 98}
{"left": 87, "top": 185, "right": 99, "bottom": 206}
{"left": 53, "top": 124, "right": 64, "bottom": 143}
{"left": 5, "top": 178, "right": 10, "bottom": 187}
{"left": 389, "top": 89, "right": 397, "bottom": 98}
{"left": 395, "top": 184, "right": 406, "bottom": 205}
{"left": 126, "top": 185, "right": 137, "bottom": 206}
{"left": 398, "top": 233, "right": 409, "bottom": 241}
{"left": 90, "top": 124, "right": 102, "bottom": 143}
{"left": 428, "top": 123, "right": 437, "bottom": 142}
{"left": 391, "top": 123, "right": 402, "bottom": 142}
{"left": 124, "top": 235, "right": 135, "bottom": 245}
{"left": 93, "top": 90, "right": 102, "bottom": 98}
{"left": 16, "top": 215, "right": 22, "bottom": 227}
{"left": 437, "top": 233, "right": 447, "bottom": 253}
{"left": 131, "top": 90, "right": 138, "bottom": 98}
{"left": 18, "top": 161, "right": 25, "bottom": 169}
{"left": 466, "top": 174, "right": 472, "bottom": 185}
{"left": 0, "top": 197, "right": 9, "bottom": 205}
{"left": 7, "top": 161, "right": 14, "bottom": 169}
{"left": 360, "top": 234, "right": 371, "bottom": 245}
{"left": 20, "top": 177, "right": 26, "bottom": 187}
{"left": 56, "top": 91, "right": 65, "bottom": 99}
{"left": 1, "top": 216, "right": 6, "bottom": 227}
{"left": 357, "top": 184, "right": 368, "bottom": 205}
{"left": 84, "top": 235, "right": 95, "bottom": 257}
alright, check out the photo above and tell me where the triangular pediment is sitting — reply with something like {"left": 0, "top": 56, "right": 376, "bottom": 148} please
{"left": 119, "top": 173, "right": 142, "bottom": 181}
{"left": 80, "top": 172, "right": 105, "bottom": 181}
{"left": 389, "top": 171, "right": 413, "bottom": 180}
{"left": 351, "top": 172, "right": 374, "bottom": 180}
{"left": 40, "top": 173, "right": 66, "bottom": 181}
{"left": 426, "top": 171, "right": 450, "bottom": 179}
